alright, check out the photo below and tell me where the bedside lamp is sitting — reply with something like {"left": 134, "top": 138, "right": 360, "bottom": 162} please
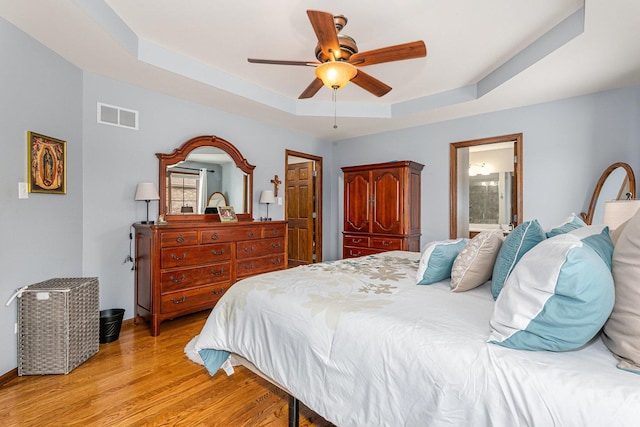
{"left": 135, "top": 182, "right": 160, "bottom": 224}
{"left": 259, "top": 190, "right": 276, "bottom": 221}
{"left": 603, "top": 199, "right": 640, "bottom": 230}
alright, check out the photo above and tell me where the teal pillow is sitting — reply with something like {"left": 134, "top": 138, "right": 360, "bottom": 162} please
{"left": 491, "top": 220, "right": 546, "bottom": 300}
{"left": 569, "top": 226, "right": 613, "bottom": 270}
{"left": 488, "top": 234, "right": 615, "bottom": 351}
{"left": 546, "top": 213, "right": 587, "bottom": 238}
{"left": 416, "top": 239, "right": 467, "bottom": 285}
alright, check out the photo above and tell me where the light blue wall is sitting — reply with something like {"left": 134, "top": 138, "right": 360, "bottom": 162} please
{"left": 2, "top": 14, "right": 639, "bottom": 376}
{"left": 0, "top": 18, "right": 84, "bottom": 374}
{"left": 334, "top": 87, "right": 640, "bottom": 250}
{"left": 81, "top": 73, "right": 333, "bottom": 318}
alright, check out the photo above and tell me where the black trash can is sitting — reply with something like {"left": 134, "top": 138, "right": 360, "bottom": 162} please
{"left": 99, "top": 309, "right": 125, "bottom": 343}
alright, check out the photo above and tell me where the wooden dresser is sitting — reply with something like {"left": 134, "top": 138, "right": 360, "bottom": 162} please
{"left": 134, "top": 220, "right": 287, "bottom": 335}
{"left": 342, "top": 161, "right": 424, "bottom": 259}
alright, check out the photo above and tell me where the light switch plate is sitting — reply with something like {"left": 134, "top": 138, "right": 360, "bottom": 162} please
{"left": 277, "top": 197, "right": 283, "bottom": 205}
{"left": 18, "top": 182, "right": 28, "bottom": 199}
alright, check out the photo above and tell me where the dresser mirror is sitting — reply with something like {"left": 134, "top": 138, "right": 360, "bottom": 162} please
{"left": 580, "top": 162, "right": 636, "bottom": 225}
{"left": 157, "top": 135, "right": 255, "bottom": 221}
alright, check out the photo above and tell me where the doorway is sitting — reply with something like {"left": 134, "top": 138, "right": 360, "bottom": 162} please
{"left": 450, "top": 134, "right": 523, "bottom": 239}
{"left": 285, "top": 150, "right": 323, "bottom": 267}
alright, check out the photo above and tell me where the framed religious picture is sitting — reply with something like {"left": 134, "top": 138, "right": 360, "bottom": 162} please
{"left": 27, "top": 131, "right": 67, "bottom": 194}
{"left": 218, "top": 206, "right": 237, "bottom": 223}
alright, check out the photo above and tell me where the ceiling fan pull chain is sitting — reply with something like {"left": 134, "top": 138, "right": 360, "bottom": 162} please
{"left": 333, "top": 88, "right": 338, "bottom": 129}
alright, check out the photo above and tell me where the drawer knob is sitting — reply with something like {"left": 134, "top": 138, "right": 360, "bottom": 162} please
{"left": 171, "top": 252, "right": 187, "bottom": 261}
{"left": 243, "top": 245, "right": 255, "bottom": 253}
{"left": 271, "top": 228, "right": 279, "bottom": 235}
{"left": 382, "top": 241, "right": 392, "bottom": 246}
{"left": 352, "top": 238, "right": 362, "bottom": 243}
{"left": 211, "top": 248, "right": 226, "bottom": 256}
{"left": 169, "top": 274, "right": 186, "bottom": 283}
{"left": 350, "top": 250, "right": 361, "bottom": 257}
{"left": 211, "top": 267, "right": 224, "bottom": 276}
{"left": 248, "top": 231, "right": 254, "bottom": 237}
{"left": 176, "top": 235, "right": 185, "bottom": 243}
{"left": 271, "top": 258, "right": 282, "bottom": 265}
{"left": 212, "top": 287, "right": 227, "bottom": 295}
{"left": 241, "top": 262, "right": 255, "bottom": 270}
{"left": 271, "top": 242, "right": 281, "bottom": 249}
{"left": 210, "top": 232, "right": 219, "bottom": 240}
{"left": 170, "top": 295, "right": 186, "bottom": 304}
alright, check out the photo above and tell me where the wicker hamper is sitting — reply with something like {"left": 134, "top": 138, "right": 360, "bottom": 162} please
{"left": 17, "top": 277, "right": 99, "bottom": 375}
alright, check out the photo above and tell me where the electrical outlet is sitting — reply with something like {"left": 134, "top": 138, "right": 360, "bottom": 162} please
{"left": 14, "top": 323, "right": 17, "bottom": 334}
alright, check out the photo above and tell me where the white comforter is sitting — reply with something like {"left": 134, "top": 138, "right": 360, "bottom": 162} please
{"left": 194, "top": 251, "right": 640, "bottom": 426}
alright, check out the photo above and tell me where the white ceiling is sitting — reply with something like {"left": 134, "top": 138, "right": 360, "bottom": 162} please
{"left": 2, "top": 0, "right": 639, "bottom": 141}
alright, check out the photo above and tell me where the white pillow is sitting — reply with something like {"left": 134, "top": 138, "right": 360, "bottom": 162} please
{"left": 450, "top": 231, "right": 503, "bottom": 292}
{"left": 416, "top": 239, "right": 467, "bottom": 285}
{"left": 602, "top": 208, "right": 640, "bottom": 373}
{"left": 489, "top": 234, "right": 615, "bottom": 351}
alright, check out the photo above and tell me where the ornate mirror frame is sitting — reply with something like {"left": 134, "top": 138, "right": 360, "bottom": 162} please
{"left": 580, "top": 162, "right": 636, "bottom": 225}
{"left": 157, "top": 135, "right": 255, "bottom": 222}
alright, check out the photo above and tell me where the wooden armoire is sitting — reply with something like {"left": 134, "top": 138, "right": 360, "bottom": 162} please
{"left": 342, "top": 161, "right": 424, "bottom": 259}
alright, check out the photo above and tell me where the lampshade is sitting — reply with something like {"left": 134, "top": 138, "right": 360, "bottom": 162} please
{"left": 603, "top": 200, "right": 640, "bottom": 230}
{"left": 134, "top": 182, "right": 160, "bottom": 201}
{"left": 315, "top": 61, "right": 358, "bottom": 90}
{"left": 260, "top": 190, "right": 276, "bottom": 204}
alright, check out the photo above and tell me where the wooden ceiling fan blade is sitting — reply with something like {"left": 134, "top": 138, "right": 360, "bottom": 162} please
{"left": 307, "top": 10, "right": 341, "bottom": 60}
{"left": 248, "top": 58, "right": 318, "bottom": 66}
{"left": 351, "top": 71, "right": 392, "bottom": 97}
{"left": 350, "top": 41, "right": 426, "bottom": 66}
{"left": 299, "top": 78, "right": 324, "bottom": 99}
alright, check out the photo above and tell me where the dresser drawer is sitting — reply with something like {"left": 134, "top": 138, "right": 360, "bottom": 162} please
{"left": 161, "top": 283, "right": 228, "bottom": 314}
{"left": 237, "top": 237, "right": 285, "bottom": 259}
{"left": 370, "top": 237, "right": 403, "bottom": 250}
{"left": 160, "top": 262, "right": 231, "bottom": 293}
{"left": 343, "top": 246, "right": 384, "bottom": 259}
{"left": 236, "top": 254, "right": 285, "bottom": 278}
{"left": 161, "top": 243, "right": 231, "bottom": 269}
{"left": 261, "top": 223, "right": 286, "bottom": 238}
{"left": 343, "top": 234, "right": 370, "bottom": 248}
{"left": 161, "top": 231, "right": 199, "bottom": 248}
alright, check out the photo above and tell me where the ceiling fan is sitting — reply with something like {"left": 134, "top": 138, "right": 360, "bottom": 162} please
{"left": 248, "top": 10, "right": 427, "bottom": 99}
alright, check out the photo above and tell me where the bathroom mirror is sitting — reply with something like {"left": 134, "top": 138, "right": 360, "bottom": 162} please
{"left": 580, "top": 162, "right": 636, "bottom": 225}
{"left": 157, "top": 135, "right": 255, "bottom": 221}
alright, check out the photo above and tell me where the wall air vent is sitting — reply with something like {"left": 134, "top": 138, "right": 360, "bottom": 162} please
{"left": 97, "top": 102, "right": 139, "bottom": 130}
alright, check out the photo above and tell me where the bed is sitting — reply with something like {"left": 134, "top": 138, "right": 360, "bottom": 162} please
{"left": 189, "top": 221, "right": 640, "bottom": 427}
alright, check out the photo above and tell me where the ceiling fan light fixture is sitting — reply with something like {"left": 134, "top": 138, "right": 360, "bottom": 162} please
{"left": 315, "top": 61, "right": 357, "bottom": 90}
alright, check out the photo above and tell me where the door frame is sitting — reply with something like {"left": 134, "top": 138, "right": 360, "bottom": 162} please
{"left": 450, "top": 133, "right": 523, "bottom": 239}
{"left": 285, "top": 149, "right": 323, "bottom": 263}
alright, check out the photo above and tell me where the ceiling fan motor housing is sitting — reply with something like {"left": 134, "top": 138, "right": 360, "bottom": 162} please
{"left": 314, "top": 14, "right": 358, "bottom": 62}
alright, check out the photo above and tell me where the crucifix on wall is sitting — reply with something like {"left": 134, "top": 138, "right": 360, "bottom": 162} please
{"left": 270, "top": 175, "right": 282, "bottom": 197}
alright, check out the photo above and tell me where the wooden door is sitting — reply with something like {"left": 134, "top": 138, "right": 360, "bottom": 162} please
{"left": 287, "top": 161, "right": 315, "bottom": 267}
{"left": 371, "top": 167, "right": 403, "bottom": 234}
{"left": 344, "top": 170, "right": 371, "bottom": 233}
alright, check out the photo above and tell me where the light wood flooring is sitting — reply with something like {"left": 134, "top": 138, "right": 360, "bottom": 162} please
{"left": 0, "top": 310, "right": 334, "bottom": 427}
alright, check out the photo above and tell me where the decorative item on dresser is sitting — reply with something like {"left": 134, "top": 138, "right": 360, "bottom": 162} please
{"left": 342, "top": 160, "right": 423, "bottom": 259}
{"left": 134, "top": 135, "right": 287, "bottom": 335}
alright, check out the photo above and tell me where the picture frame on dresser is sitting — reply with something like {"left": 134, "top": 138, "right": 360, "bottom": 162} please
{"left": 218, "top": 206, "right": 237, "bottom": 222}
{"left": 27, "top": 131, "right": 66, "bottom": 194}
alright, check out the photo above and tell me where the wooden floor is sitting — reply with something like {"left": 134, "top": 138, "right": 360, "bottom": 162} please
{"left": 0, "top": 311, "right": 334, "bottom": 427}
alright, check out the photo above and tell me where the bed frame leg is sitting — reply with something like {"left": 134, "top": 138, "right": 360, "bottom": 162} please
{"left": 288, "top": 395, "right": 300, "bottom": 427}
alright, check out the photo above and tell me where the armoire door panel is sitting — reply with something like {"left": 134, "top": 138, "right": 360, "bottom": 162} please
{"left": 344, "top": 171, "right": 371, "bottom": 232}
{"left": 372, "top": 168, "right": 403, "bottom": 234}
